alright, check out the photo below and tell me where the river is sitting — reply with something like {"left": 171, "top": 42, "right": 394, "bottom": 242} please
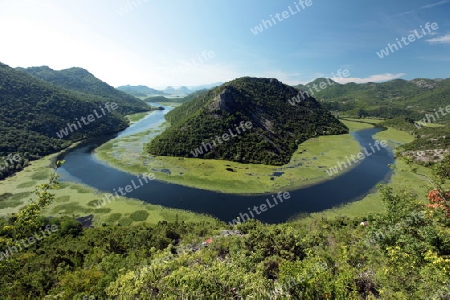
{"left": 57, "top": 104, "right": 394, "bottom": 223}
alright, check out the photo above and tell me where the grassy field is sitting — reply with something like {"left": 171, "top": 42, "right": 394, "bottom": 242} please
{"left": 126, "top": 112, "right": 151, "bottom": 123}
{"left": 0, "top": 152, "right": 218, "bottom": 227}
{"left": 374, "top": 126, "right": 415, "bottom": 145}
{"left": 415, "top": 121, "right": 445, "bottom": 128}
{"left": 291, "top": 126, "right": 433, "bottom": 224}
{"left": 94, "top": 119, "right": 371, "bottom": 194}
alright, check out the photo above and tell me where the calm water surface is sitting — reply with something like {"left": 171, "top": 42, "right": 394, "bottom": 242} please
{"left": 58, "top": 105, "right": 394, "bottom": 223}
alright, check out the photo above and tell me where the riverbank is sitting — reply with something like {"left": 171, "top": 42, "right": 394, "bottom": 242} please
{"left": 290, "top": 125, "right": 431, "bottom": 224}
{"left": 0, "top": 149, "right": 218, "bottom": 226}
{"left": 0, "top": 113, "right": 430, "bottom": 226}
{"left": 94, "top": 118, "right": 373, "bottom": 194}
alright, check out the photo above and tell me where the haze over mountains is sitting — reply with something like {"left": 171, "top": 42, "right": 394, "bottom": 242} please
{"left": 115, "top": 85, "right": 166, "bottom": 98}
{"left": 117, "top": 83, "right": 223, "bottom": 98}
{"left": 144, "top": 89, "right": 210, "bottom": 104}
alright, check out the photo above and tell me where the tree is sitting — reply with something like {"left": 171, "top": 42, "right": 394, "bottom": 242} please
{"left": 1, "top": 161, "right": 61, "bottom": 246}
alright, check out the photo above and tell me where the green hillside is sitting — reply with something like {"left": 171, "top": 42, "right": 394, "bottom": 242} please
{"left": 17, "top": 66, "right": 150, "bottom": 115}
{"left": 147, "top": 77, "right": 348, "bottom": 165}
{"left": 298, "top": 78, "right": 450, "bottom": 122}
{"left": 117, "top": 84, "right": 165, "bottom": 97}
{"left": 0, "top": 62, "right": 130, "bottom": 179}
{"left": 145, "top": 95, "right": 172, "bottom": 102}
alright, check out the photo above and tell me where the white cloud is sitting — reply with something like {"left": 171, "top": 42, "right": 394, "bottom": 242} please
{"left": 333, "top": 73, "right": 406, "bottom": 84}
{"left": 420, "top": 0, "right": 450, "bottom": 9}
{"left": 391, "top": 0, "right": 449, "bottom": 18}
{"left": 426, "top": 34, "right": 450, "bottom": 44}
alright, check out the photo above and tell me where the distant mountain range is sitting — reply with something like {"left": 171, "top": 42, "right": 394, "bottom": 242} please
{"left": 116, "top": 85, "right": 166, "bottom": 97}
{"left": 187, "top": 82, "right": 223, "bottom": 91}
{"left": 145, "top": 90, "right": 209, "bottom": 104}
{"left": 147, "top": 77, "right": 347, "bottom": 165}
{"left": 117, "top": 83, "right": 223, "bottom": 98}
{"left": 117, "top": 85, "right": 192, "bottom": 97}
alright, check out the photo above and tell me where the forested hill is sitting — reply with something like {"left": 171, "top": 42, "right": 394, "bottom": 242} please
{"left": 17, "top": 66, "right": 150, "bottom": 115}
{"left": 147, "top": 77, "right": 348, "bottom": 165}
{"left": 298, "top": 78, "right": 450, "bottom": 122}
{"left": 0, "top": 62, "right": 130, "bottom": 179}
{"left": 117, "top": 85, "right": 165, "bottom": 97}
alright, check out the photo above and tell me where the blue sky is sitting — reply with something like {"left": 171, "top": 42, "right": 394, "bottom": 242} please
{"left": 0, "top": 0, "right": 449, "bottom": 88}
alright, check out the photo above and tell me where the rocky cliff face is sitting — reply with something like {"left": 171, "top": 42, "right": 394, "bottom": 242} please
{"left": 208, "top": 87, "right": 238, "bottom": 112}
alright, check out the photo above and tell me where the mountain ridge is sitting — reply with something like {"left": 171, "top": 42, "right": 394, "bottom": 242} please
{"left": 0, "top": 62, "right": 132, "bottom": 179}
{"left": 294, "top": 77, "right": 450, "bottom": 121}
{"left": 17, "top": 66, "right": 150, "bottom": 115}
{"left": 116, "top": 85, "right": 166, "bottom": 97}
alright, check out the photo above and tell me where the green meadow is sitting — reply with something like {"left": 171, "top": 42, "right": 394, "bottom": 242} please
{"left": 0, "top": 152, "right": 217, "bottom": 226}
{"left": 126, "top": 112, "right": 150, "bottom": 123}
{"left": 414, "top": 121, "right": 444, "bottom": 128}
{"left": 94, "top": 119, "right": 373, "bottom": 194}
{"left": 292, "top": 126, "right": 432, "bottom": 224}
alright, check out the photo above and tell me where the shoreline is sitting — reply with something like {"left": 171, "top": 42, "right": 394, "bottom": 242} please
{"left": 0, "top": 146, "right": 219, "bottom": 226}
{"left": 89, "top": 118, "right": 375, "bottom": 195}
{"left": 0, "top": 115, "right": 423, "bottom": 226}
